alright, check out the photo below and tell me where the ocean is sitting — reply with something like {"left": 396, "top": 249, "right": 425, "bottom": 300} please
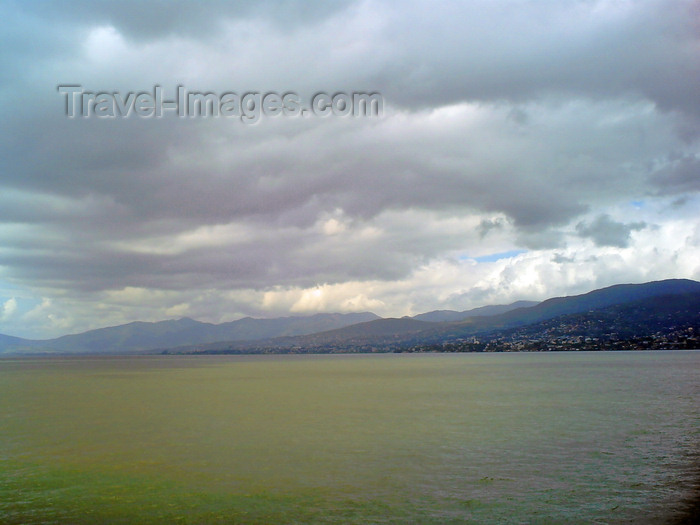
{"left": 1, "top": 351, "right": 698, "bottom": 523}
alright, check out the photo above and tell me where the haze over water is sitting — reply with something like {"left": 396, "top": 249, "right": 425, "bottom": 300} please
{"left": 1, "top": 351, "right": 698, "bottom": 523}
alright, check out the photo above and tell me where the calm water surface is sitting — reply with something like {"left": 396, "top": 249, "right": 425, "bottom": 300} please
{"left": 0, "top": 351, "right": 698, "bottom": 523}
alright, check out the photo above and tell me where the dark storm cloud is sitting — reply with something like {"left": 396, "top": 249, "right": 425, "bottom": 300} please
{"left": 650, "top": 154, "right": 700, "bottom": 194}
{"left": 7, "top": 1, "right": 698, "bottom": 115}
{"left": 13, "top": 0, "right": 354, "bottom": 40}
{"left": 1, "top": 0, "right": 699, "bottom": 337}
{"left": 0, "top": 98, "right": 596, "bottom": 240}
{"left": 372, "top": 0, "right": 700, "bottom": 118}
{"left": 576, "top": 214, "right": 647, "bottom": 248}
{"left": 0, "top": 210, "right": 449, "bottom": 293}
{"left": 0, "top": 97, "right": 684, "bottom": 292}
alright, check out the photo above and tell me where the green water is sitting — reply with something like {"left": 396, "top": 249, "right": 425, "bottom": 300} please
{"left": 1, "top": 352, "right": 698, "bottom": 523}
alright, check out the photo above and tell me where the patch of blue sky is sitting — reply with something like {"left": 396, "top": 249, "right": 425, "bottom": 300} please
{"left": 460, "top": 250, "right": 527, "bottom": 263}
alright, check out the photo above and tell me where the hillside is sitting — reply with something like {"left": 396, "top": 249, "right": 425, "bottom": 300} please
{"left": 414, "top": 292, "right": 700, "bottom": 353}
{"left": 487, "top": 278, "right": 700, "bottom": 328}
{"left": 0, "top": 312, "right": 380, "bottom": 355}
{"left": 174, "top": 279, "right": 700, "bottom": 354}
{"left": 413, "top": 301, "right": 538, "bottom": 322}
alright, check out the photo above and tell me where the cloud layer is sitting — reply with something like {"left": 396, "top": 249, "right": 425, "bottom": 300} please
{"left": 1, "top": 0, "right": 699, "bottom": 338}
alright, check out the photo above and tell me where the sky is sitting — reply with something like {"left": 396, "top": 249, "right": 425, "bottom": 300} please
{"left": 1, "top": 0, "right": 699, "bottom": 339}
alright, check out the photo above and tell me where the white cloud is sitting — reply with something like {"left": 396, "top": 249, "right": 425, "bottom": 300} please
{"left": 0, "top": 298, "right": 17, "bottom": 321}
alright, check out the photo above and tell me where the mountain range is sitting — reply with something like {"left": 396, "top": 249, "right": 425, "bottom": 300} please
{"left": 1, "top": 279, "right": 699, "bottom": 355}
{"left": 182, "top": 278, "right": 700, "bottom": 354}
{"left": 412, "top": 300, "right": 538, "bottom": 322}
{"left": 0, "top": 312, "right": 380, "bottom": 355}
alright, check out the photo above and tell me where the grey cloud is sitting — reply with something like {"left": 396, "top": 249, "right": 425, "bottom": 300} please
{"left": 515, "top": 229, "right": 567, "bottom": 250}
{"left": 552, "top": 253, "right": 574, "bottom": 264}
{"left": 5, "top": 1, "right": 699, "bottom": 120}
{"left": 650, "top": 154, "right": 700, "bottom": 194}
{"left": 0, "top": 98, "right": 603, "bottom": 233}
{"left": 0, "top": 93, "right": 678, "bottom": 294}
{"left": 477, "top": 218, "right": 506, "bottom": 239}
{"left": 0, "top": 3, "right": 75, "bottom": 81}
{"left": 507, "top": 108, "right": 529, "bottom": 126}
{"left": 369, "top": 1, "right": 700, "bottom": 118}
{"left": 15, "top": 0, "right": 354, "bottom": 41}
{"left": 1, "top": 0, "right": 699, "bottom": 337}
{"left": 576, "top": 214, "right": 647, "bottom": 248}
{"left": 0, "top": 210, "right": 476, "bottom": 293}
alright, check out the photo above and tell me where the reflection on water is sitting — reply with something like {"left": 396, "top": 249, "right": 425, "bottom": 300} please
{"left": 1, "top": 351, "right": 698, "bottom": 523}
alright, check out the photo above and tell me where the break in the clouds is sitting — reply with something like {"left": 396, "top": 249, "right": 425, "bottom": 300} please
{"left": 1, "top": 0, "right": 699, "bottom": 338}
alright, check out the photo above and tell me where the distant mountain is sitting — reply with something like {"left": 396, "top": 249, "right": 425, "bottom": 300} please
{"left": 178, "top": 316, "right": 437, "bottom": 353}
{"left": 178, "top": 279, "right": 700, "bottom": 354}
{"left": 500, "top": 292, "right": 700, "bottom": 342}
{"left": 345, "top": 279, "right": 700, "bottom": 343}
{"left": 0, "top": 312, "right": 380, "bottom": 355}
{"left": 2, "top": 279, "right": 699, "bottom": 355}
{"left": 211, "top": 313, "right": 381, "bottom": 341}
{"left": 435, "top": 292, "right": 700, "bottom": 352}
{"left": 0, "top": 333, "right": 26, "bottom": 349}
{"left": 413, "top": 301, "right": 539, "bottom": 322}
{"left": 463, "top": 278, "right": 700, "bottom": 331}
{"left": 290, "top": 317, "right": 434, "bottom": 344}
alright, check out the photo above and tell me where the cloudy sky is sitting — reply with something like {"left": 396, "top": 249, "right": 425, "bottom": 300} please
{"left": 1, "top": 0, "right": 699, "bottom": 339}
